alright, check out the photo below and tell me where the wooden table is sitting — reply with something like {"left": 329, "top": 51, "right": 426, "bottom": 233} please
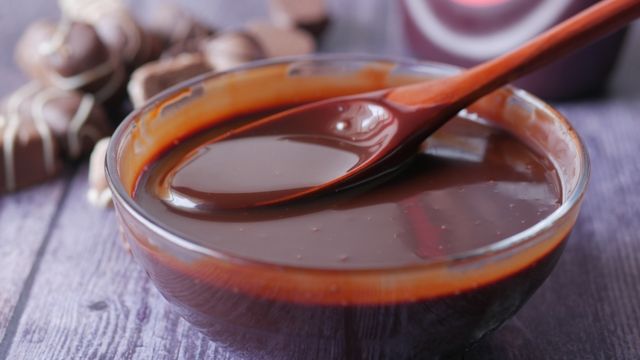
{"left": 1, "top": 1, "right": 639, "bottom": 359}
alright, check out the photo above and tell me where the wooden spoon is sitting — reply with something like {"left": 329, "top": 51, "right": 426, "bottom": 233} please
{"left": 167, "top": 0, "right": 640, "bottom": 210}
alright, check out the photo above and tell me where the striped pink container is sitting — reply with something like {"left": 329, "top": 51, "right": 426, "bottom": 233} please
{"left": 401, "top": 0, "right": 628, "bottom": 99}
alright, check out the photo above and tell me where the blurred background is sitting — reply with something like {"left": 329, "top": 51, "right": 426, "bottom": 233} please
{"left": 1, "top": 0, "right": 638, "bottom": 99}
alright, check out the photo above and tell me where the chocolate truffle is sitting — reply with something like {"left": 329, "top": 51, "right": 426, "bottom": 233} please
{"left": 245, "top": 21, "right": 316, "bottom": 58}
{"left": 93, "top": 11, "right": 163, "bottom": 68}
{"left": 15, "top": 20, "right": 125, "bottom": 104}
{"left": 59, "top": 0, "right": 162, "bottom": 69}
{"left": 128, "top": 53, "right": 213, "bottom": 108}
{"left": 268, "top": 0, "right": 330, "bottom": 39}
{"left": 201, "top": 32, "right": 265, "bottom": 71}
{"left": 0, "top": 83, "right": 64, "bottom": 192}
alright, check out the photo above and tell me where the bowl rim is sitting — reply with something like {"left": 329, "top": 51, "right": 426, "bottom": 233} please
{"left": 105, "top": 53, "right": 590, "bottom": 272}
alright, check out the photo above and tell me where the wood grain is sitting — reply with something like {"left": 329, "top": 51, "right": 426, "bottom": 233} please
{"left": 2, "top": 166, "right": 232, "bottom": 360}
{"left": 0, "top": 0, "right": 639, "bottom": 359}
{"left": 0, "top": 176, "right": 69, "bottom": 345}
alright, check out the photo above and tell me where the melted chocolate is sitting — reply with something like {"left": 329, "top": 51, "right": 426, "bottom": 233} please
{"left": 128, "top": 97, "right": 568, "bottom": 358}
{"left": 134, "top": 110, "right": 561, "bottom": 269}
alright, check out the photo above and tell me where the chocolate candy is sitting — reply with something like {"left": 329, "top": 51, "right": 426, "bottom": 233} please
{"left": 201, "top": 32, "right": 265, "bottom": 72}
{"left": 128, "top": 53, "right": 213, "bottom": 108}
{"left": 0, "top": 84, "right": 63, "bottom": 192}
{"left": 0, "top": 83, "right": 111, "bottom": 193}
{"left": 245, "top": 21, "right": 316, "bottom": 58}
{"left": 87, "top": 137, "right": 112, "bottom": 208}
{"left": 59, "top": 0, "right": 162, "bottom": 69}
{"left": 92, "top": 11, "right": 163, "bottom": 69}
{"left": 268, "top": 0, "right": 330, "bottom": 39}
{"left": 15, "top": 20, "right": 125, "bottom": 104}
{"left": 35, "top": 87, "right": 112, "bottom": 159}
{"left": 149, "top": 3, "right": 216, "bottom": 48}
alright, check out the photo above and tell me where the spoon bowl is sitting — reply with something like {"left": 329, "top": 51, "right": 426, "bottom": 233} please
{"left": 164, "top": 92, "right": 453, "bottom": 209}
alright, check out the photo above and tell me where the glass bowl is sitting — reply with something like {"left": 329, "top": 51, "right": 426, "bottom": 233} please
{"left": 106, "top": 55, "right": 589, "bottom": 359}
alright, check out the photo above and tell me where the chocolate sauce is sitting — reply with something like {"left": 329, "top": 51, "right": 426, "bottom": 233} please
{"left": 164, "top": 98, "right": 397, "bottom": 209}
{"left": 135, "top": 110, "right": 561, "bottom": 269}
{"left": 128, "top": 99, "right": 567, "bottom": 358}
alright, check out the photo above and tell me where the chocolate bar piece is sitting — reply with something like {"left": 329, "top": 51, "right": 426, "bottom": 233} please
{"left": 128, "top": 53, "right": 213, "bottom": 108}
{"left": 0, "top": 83, "right": 112, "bottom": 192}
{"left": 91, "top": 11, "right": 164, "bottom": 69}
{"left": 15, "top": 20, "right": 125, "bottom": 104}
{"left": 201, "top": 32, "right": 265, "bottom": 72}
{"left": 268, "top": 0, "right": 330, "bottom": 39}
{"left": 0, "top": 84, "right": 64, "bottom": 192}
{"left": 36, "top": 87, "right": 112, "bottom": 159}
{"left": 87, "top": 137, "right": 112, "bottom": 208}
{"left": 245, "top": 21, "right": 316, "bottom": 58}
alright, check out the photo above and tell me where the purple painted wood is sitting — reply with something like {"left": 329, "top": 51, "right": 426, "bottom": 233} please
{"left": 2, "top": 165, "right": 233, "bottom": 359}
{"left": 0, "top": 176, "right": 69, "bottom": 343}
{"left": 0, "top": 0, "right": 639, "bottom": 359}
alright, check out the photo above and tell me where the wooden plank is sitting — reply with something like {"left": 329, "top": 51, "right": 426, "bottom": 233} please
{"left": 2, "top": 165, "right": 235, "bottom": 359}
{"left": 0, "top": 176, "right": 69, "bottom": 345}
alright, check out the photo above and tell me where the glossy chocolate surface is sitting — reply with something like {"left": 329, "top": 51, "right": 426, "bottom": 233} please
{"left": 134, "top": 108, "right": 561, "bottom": 270}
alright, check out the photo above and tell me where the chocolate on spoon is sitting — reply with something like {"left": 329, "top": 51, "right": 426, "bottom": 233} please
{"left": 166, "top": 0, "right": 640, "bottom": 211}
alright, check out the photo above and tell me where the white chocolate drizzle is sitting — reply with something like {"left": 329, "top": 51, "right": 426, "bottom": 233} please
{"left": 33, "top": 10, "right": 122, "bottom": 97}
{"left": 46, "top": 59, "right": 115, "bottom": 92}
{"left": 95, "top": 61, "right": 125, "bottom": 103}
{"left": 38, "top": 18, "right": 72, "bottom": 56}
{"left": 30, "top": 87, "right": 60, "bottom": 177}
{"left": 68, "top": 94, "right": 98, "bottom": 158}
{"left": 1, "top": 83, "right": 105, "bottom": 191}
{"left": 59, "top": 0, "right": 142, "bottom": 64}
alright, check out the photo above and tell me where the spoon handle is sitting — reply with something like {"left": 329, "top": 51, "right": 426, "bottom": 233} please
{"left": 387, "top": 0, "right": 640, "bottom": 108}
